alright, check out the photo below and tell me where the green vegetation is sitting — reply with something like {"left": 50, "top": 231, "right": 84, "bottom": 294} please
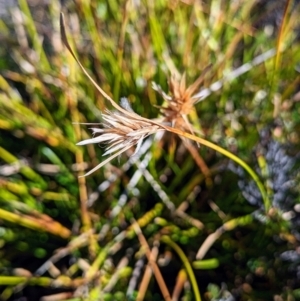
{"left": 0, "top": 0, "right": 300, "bottom": 300}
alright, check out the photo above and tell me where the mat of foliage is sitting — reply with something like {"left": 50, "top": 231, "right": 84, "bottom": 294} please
{"left": 0, "top": 1, "right": 300, "bottom": 301}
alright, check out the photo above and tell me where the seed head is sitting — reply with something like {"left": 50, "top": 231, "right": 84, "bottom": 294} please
{"left": 77, "top": 109, "right": 164, "bottom": 176}
{"left": 153, "top": 66, "right": 211, "bottom": 131}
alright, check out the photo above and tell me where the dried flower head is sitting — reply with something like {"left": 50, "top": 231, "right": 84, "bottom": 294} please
{"left": 153, "top": 66, "right": 211, "bottom": 132}
{"left": 152, "top": 68, "right": 213, "bottom": 184}
{"left": 77, "top": 107, "right": 164, "bottom": 176}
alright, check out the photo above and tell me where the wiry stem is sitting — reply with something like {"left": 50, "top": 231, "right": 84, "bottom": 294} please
{"left": 161, "top": 235, "right": 202, "bottom": 301}
{"left": 163, "top": 125, "right": 270, "bottom": 213}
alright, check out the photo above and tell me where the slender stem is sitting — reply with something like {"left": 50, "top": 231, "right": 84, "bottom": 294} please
{"left": 164, "top": 126, "right": 270, "bottom": 212}
{"left": 132, "top": 220, "right": 172, "bottom": 301}
{"left": 160, "top": 235, "right": 202, "bottom": 301}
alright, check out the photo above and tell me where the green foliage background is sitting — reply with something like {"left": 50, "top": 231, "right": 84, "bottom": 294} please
{"left": 0, "top": 0, "right": 300, "bottom": 300}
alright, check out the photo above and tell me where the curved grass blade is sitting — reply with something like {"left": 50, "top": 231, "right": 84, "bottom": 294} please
{"left": 163, "top": 125, "right": 271, "bottom": 212}
{"left": 161, "top": 235, "right": 201, "bottom": 301}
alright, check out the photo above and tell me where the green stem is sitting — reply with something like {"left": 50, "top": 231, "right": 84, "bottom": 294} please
{"left": 0, "top": 276, "right": 51, "bottom": 286}
{"left": 161, "top": 235, "right": 202, "bottom": 301}
{"left": 164, "top": 126, "right": 270, "bottom": 212}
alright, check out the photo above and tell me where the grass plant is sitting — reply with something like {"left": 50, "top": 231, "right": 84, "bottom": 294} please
{"left": 0, "top": 1, "right": 300, "bottom": 300}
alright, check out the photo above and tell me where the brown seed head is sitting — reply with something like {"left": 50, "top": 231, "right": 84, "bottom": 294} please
{"left": 77, "top": 109, "right": 164, "bottom": 176}
{"left": 153, "top": 66, "right": 211, "bottom": 131}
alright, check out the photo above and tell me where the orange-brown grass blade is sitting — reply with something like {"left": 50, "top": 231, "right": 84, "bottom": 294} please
{"left": 185, "top": 64, "right": 212, "bottom": 101}
{"left": 131, "top": 219, "right": 172, "bottom": 301}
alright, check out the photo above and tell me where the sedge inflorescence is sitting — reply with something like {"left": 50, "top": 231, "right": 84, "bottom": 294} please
{"left": 77, "top": 108, "right": 164, "bottom": 176}
{"left": 60, "top": 13, "right": 209, "bottom": 177}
